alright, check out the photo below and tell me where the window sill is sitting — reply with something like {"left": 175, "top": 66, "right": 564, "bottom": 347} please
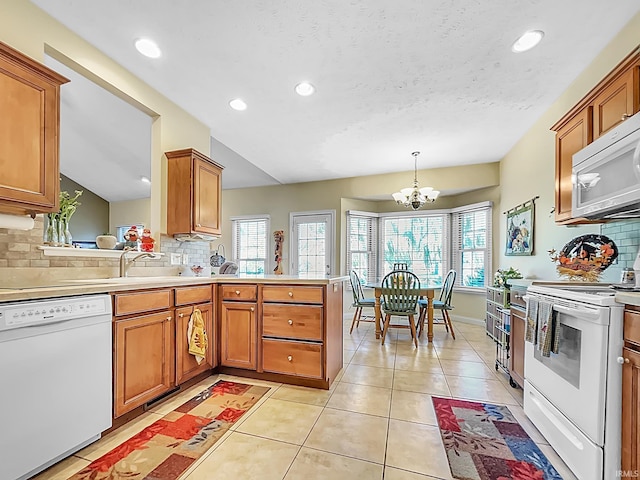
{"left": 38, "top": 246, "right": 164, "bottom": 259}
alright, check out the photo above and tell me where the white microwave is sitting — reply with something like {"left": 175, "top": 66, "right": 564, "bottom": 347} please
{"left": 572, "top": 111, "right": 640, "bottom": 219}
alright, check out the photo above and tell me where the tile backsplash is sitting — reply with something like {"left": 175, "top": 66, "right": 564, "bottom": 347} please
{"left": 0, "top": 215, "right": 212, "bottom": 282}
{"left": 601, "top": 219, "right": 640, "bottom": 282}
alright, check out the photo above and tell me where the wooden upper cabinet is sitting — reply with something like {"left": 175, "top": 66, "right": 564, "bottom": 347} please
{"left": 551, "top": 48, "right": 640, "bottom": 225}
{"left": 554, "top": 108, "right": 592, "bottom": 223}
{"left": 166, "top": 148, "right": 224, "bottom": 237}
{"left": 592, "top": 66, "right": 638, "bottom": 139}
{"left": 0, "top": 41, "right": 69, "bottom": 216}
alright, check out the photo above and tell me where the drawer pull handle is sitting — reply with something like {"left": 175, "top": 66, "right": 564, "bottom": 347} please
{"left": 196, "top": 223, "right": 202, "bottom": 227}
{"left": 287, "top": 355, "right": 293, "bottom": 362}
{"left": 235, "top": 290, "right": 240, "bottom": 295}
{"left": 622, "top": 113, "right": 632, "bottom": 121}
{"left": 288, "top": 291, "right": 293, "bottom": 297}
{"left": 288, "top": 319, "right": 293, "bottom": 325}
{"left": 250, "top": 307, "right": 255, "bottom": 312}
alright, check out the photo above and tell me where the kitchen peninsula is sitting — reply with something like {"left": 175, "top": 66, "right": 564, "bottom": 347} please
{"left": 0, "top": 274, "right": 346, "bottom": 419}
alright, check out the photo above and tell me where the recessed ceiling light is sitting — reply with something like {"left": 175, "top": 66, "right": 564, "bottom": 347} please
{"left": 229, "top": 98, "right": 247, "bottom": 111}
{"left": 512, "top": 30, "right": 544, "bottom": 53}
{"left": 295, "top": 82, "right": 315, "bottom": 96}
{"left": 140, "top": 176, "right": 151, "bottom": 184}
{"left": 134, "top": 38, "right": 162, "bottom": 58}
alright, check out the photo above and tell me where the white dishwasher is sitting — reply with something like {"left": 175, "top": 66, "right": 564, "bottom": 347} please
{"left": 0, "top": 294, "right": 112, "bottom": 480}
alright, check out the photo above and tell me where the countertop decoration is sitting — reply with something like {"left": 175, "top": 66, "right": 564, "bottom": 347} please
{"left": 45, "top": 190, "right": 82, "bottom": 247}
{"left": 493, "top": 267, "right": 523, "bottom": 287}
{"left": 549, "top": 234, "right": 618, "bottom": 281}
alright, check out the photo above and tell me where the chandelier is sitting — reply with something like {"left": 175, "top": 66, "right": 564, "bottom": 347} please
{"left": 392, "top": 151, "right": 440, "bottom": 210}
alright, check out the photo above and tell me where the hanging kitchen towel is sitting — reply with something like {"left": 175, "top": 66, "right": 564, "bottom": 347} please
{"left": 187, "top": 308, "right": 208, "bottom": 364}
{"left": 525, "top": 296, "right": 538, "bottom": 344}
{"left": 537, "top": 300, "right": 554, "bottom": 357}
{"left": 551, "top": 311, "right": 561, "bottom": 354}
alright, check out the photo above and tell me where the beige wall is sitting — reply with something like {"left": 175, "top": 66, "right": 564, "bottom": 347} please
{"left": 0, "top": 0, "right": 211, "bottom": 237}
{"left": 109, "top": 199, "right": 152, "bottom": 236}
{"left": 499, "top": 12, "right": 640, "bottom": 280}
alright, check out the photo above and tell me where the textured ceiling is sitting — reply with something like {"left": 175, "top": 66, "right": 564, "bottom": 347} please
{"left": 32, "top": 1, "right": 640, "bottom": 188}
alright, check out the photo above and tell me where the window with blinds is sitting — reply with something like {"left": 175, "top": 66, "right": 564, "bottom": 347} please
{"left": 379, "top": 214, "right": 448, "bottom": 284}
{"left": 231, "top": 216, "right": 269, "bottom": 275}
{"left": 346, "top": 213, "right": 377, "bottom": 285}
{"left": 452, "top": 203, "right": 492, "bottom": 288}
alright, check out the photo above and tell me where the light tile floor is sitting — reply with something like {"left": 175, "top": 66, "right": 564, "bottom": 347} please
{"left": 35, "top": 318, "right": 578, "bottom": 480}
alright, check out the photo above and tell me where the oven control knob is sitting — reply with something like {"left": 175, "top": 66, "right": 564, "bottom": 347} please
{"left": 617, "top": 356, "right": 630, "bottom": 364}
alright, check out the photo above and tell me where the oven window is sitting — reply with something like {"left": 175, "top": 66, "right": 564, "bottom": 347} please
{"left": 533, "top": 322, "right": 581, "bottom": 388}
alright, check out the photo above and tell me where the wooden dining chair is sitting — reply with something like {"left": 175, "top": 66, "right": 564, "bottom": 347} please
{"left": 348, "top": 270, "right": 376, "bottom": 333}
{"left": 418, "top": 269, "right": 456, "bottom": 339}
{"left": 380, "top": 270, "right": 420, "bottom": 347}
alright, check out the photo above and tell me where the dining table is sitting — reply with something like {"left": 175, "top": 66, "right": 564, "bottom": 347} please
{"left": 366, "top": 282, "right": 441, "bottom": 343}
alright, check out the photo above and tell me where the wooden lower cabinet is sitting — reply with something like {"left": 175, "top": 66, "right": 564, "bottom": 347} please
{"left": 114, "top": 310, "right": 174, "bottom": 418}
{"left": 262, "top": 339, "right": 322, "bottom": 378}
{"left": 621, "top": 347, "right": 640, "bottom": 471}
{"left": 175, "top": 303, "right": 215, "bottom": 385}
{"left": 220, "top": 301, "right": 257, "bottom": 369}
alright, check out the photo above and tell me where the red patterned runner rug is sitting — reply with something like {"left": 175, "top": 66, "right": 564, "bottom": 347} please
{"left": 68, "top": 380, "right": 269, "bottom": 480}
{"left": 432, "top": 397, "right": 563, "bottom": 480}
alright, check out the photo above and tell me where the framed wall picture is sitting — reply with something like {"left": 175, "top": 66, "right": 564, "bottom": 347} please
{"left": 505, "top": 201, "right": 534, "bottom": 256}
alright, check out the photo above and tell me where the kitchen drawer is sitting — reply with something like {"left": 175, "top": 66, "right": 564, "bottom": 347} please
{"left": 262, "top": 285, "right": 323, "bottom": 304}
{"left": 221, "top": 284, "right": 257, "bottom": 301}
{"left": 495, "top": 289, "right": 506, "bottom": 306}
{"left": 486, "top": 289, "right": 495, "bottom": 302}
{"left": 624, "top": 310, "right": 640, "bottom": 346}
{"left": 262, "top": 304, "right": 323, "bottom": 341}
{"left": 510, "top": 287, "right": 527, "bottom": 310}
{"left": 175, "top": 285, "right": 212, "bottom": 306}
{"left": 262, "top": 339, "right": 323, "bottom": 379}
{"left": 114, "top": 289, "right": 172, "bottom": 316}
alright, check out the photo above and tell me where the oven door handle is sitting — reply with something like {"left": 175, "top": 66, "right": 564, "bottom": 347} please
{"left": 552, "top": 303, "right": 600, "bottom": 321}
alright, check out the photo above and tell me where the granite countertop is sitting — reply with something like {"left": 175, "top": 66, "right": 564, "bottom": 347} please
{"left": 0, "top": 275, "right": 349, "bottom": 303}
{"left": 614, "top": 290, "right": 640, "bottom": 307}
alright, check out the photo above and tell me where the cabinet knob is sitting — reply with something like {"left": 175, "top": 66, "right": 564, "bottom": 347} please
{"left": 287, "top": 355, "right": 293, "bottom": 362}
{"left": 288, "top": 291, "right": 293, "bottom": 297}
{"left": 617, "top": 356, "right": 630, "bottom": 364}
{"left": 622, "top": 113, "right": 632, "bottom": 121}
{"left": 288, "top": 319, "right": 293, "bottom": 325}
{"left": 235, "top": 290, "right": 240, "bottom": 295}
{"left": 250, "top": 307, "right": 254, "bottom": 312}
{"left": 178, "top": 313, "right": 184, "bottom": 318}
{"left": 166, "top": 316, "right": 171, "bottom": 322}
{"left": 196, "top": 223, "right": 202, "bottom": 227}
{"left": 513, "top": 293, "right": 521, "bottom": 299}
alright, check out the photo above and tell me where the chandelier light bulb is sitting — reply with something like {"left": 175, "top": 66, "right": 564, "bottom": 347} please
{"left": 391, "top": 151, "right": 439, "bottom": 210}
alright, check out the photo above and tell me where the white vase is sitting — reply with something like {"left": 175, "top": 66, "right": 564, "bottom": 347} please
{"left": 96, "top": 235, "right": 117, "bottom": 249}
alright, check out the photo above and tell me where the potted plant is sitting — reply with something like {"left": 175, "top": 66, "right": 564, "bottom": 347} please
{"left": 96, "top": 232, "right": 118, "bottom": 250}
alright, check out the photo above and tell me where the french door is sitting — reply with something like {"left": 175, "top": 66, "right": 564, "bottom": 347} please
{"left": 290, "top": 211, "right": 335, "bottom": 276}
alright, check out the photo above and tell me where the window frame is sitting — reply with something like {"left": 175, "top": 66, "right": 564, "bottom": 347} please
{"left": 346, "top": 210, "right": 378, "bottom": 286}
{"left": 451, "top": 201, "right": 493, "bottom": 293}
{"left": 231, "top": 214, "right": 271, "bottom": 275}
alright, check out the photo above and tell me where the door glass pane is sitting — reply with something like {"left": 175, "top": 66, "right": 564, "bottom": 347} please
{"left": 296, "top": 221, "right": 327, "bottom": 276}
{"left": 533, "top": 321, "right": 581, "bottom": 388}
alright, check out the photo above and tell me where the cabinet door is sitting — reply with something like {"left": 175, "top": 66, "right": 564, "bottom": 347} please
{"left": 0, "top": 43, "right": 68, "bottom": 215}
{"left": 555, "top": 108, "right": 592, "bottom": 223}
{"left": 221, "top": 301, "right": 257, "bottom": 369}
{"left": 509, "top": 308, "right": 525, "bottom": 387}
{"left": 592, "top": 68, "right": 637, "bottom": 139}
{"left": 621, "top": 347, "right": 640, "bottom": 472}
{"left": 175, "top": 303, "right": 215, "bottom": 385}
{"left": 193, "top": 156, "right": 222, "bottom": 236}
{"left": 114, "top": 311, "right": 174, "bottom": 417}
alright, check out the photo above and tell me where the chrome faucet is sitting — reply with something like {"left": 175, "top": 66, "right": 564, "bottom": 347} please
{"left": 119, "top": 252, "right": 155, "bottom": 277}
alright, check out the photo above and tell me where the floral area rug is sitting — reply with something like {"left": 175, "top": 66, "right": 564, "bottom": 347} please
{"left": 69, "top": 380, "right": 269, "bottom": 480}
{"left": 432, "top": 397, "right": 563, "bottom": 480}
